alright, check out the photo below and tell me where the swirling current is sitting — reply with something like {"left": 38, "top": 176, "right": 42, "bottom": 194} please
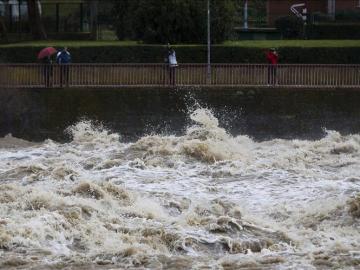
{"left": 0, "top": 108, "right": 359, "bottom": 269}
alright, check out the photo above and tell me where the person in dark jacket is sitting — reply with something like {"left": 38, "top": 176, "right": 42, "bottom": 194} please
{"left": 266, "top": 48, "right": 279, "bottom": 85}
{"left": 56, "top": 47, "right": 72, "bottom": 87}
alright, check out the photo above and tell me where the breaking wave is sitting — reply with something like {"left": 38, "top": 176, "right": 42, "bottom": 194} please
{"left": 0, "top": 108, "right": 360, "bottom": 269}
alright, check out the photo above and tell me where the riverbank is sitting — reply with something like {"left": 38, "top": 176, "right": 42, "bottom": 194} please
{"left": 1, "top": 87, "right": 360, "bottom": 142}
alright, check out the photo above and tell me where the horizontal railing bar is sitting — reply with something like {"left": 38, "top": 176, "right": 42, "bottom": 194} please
{"left": 1, "top": 63, "right": 360, "bottom": 67}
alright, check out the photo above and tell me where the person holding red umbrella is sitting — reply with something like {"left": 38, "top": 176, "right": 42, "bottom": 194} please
{"left": 38, "top": 47, "right": 57, "bottom": 88}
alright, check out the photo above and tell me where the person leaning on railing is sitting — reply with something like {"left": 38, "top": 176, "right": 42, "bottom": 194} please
{"left": 266, "top": 48, "right": 279, "bottom": 85}
{"left": 56, "top": 47, "right": 72, "bottom": 87}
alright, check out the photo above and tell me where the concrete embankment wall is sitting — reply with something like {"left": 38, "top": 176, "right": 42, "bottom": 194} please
{"left": 1, "top": 87, "right": 360, "bottom": 142}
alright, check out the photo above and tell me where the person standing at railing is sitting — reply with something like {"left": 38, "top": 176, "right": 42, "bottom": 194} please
{"left": 266, "top": 48, "right": 279, "bottom": 85}
{"left": 56, "top": 47, "right": 72, "bottom": 87}
{"left": 167, "top": 44, "right": 178, "bottom": 86}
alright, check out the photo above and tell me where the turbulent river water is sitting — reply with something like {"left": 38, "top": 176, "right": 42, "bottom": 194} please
{"left": 0, "top": 108, "right": 359, "bottom": 269}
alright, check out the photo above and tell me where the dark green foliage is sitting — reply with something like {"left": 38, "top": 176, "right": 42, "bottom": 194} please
{"left": 275, "top": 16, "right": 304, "bottom": 39}
{"left": 335, "top": 10, "right": 360, "bottom": 22}
{"left": 112, "top": 0, "right": 136, "bottom": 41}
{"left": 276, "top": 47, "right": 360, "bottom": 64}
{"left": 210, "top": 0, "right": 237, "bottom": 43}
{"left": 235, "top": 0, "right": 267, "bottom": 28}
{"left": 112, "top": 0, "right": 236, "bottom": 43}
{"left": 311, "top": 12, "right": 333, "bottom": 23}
{"left": 1, "top": 45, "right": 360, "bottom": 64}
{"left": 306, "top": 24, "right": 360, "bottom": 39}
{"left": 312, "top": 10, "right": 360, "bottom": 24}
{"left": 308, "top": 9, "right": 360, "bottom": 39}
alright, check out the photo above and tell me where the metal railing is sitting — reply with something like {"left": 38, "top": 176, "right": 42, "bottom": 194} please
{"left": 0, "top": 63, "right": 359, "bottom": 88}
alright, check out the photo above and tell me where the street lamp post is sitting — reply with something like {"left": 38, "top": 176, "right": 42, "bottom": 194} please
{"left": 244, "top": 0, "right": 248, "bottom": 30}
{"left": 207, "top": 0, "right": 211, "bottom": 84}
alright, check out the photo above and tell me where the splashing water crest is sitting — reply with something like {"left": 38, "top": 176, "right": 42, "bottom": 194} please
{"left": 0, "top": 108, "right": 360, "bottom": 269}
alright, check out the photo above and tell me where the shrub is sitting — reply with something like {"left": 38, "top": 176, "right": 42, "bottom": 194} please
{"left": 336, "top": 10, "right": 360, "bottom": 22}
{"left": 275, "top": 16, "right": 304, "bottom": 39}
{"left": 1, "top": 45, "right": 360, "bottom": 64}
{"left": 311, "top": 12, "right": 333, "bottom": 23}
{"left": 306, "top": 24, "right": 360, "bottom": 39}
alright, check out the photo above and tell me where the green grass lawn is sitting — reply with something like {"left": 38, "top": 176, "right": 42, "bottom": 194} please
{"left": 2, "top": 40, "right": 360, "bottom": 48}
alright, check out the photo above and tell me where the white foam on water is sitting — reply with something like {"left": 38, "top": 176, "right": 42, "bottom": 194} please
{"left": 0, "top": 108, "right": 359, "bottom": 269}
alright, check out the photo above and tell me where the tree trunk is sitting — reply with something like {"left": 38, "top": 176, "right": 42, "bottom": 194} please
{"left": 0, "top": 1, "right": 8, "bottom": 42}
{"left": 27, "top": 0, "right": 47, "bottom": 40}
{"left": 0, "top": 16, "right": 7, "bottom": 42}
{"left": 90, "top": 0, "right": 98, "bottom": 40}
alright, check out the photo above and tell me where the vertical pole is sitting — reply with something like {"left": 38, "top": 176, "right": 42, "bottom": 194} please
{"left": 18, "top": 0, "right": 21, "bottom": 38}
{"left": 0, "top": 2, "right": 8, "bottom": 41}
{"left": 266, "top": 0, "right": 270, "bottom": 26}
{"left": 27, "top": 0, "right": 47, "bottom": 39}
{"left": 302, "top": 6, "right": 307, "bottom": 39}
{"left": 244, "top": 0, "right": 248, "bottom": 30}
{"left": 90, "top": 0, "right": 98, "bottom": 40}
{"left": 9, "top": 3, "right": 12, "bottom": 32}
{"left": 56, "top": 3, "right": 59, "bottom": 32}
{"left": 80, "top": 2, "right": 83, "bottom": 32}
{"left": 207, "top": 0, "right": 211, "bottom": 84}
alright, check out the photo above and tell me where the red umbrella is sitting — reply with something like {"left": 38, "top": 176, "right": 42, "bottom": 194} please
{"left": 37, "top": 47, "right": 57, "bottom": 60}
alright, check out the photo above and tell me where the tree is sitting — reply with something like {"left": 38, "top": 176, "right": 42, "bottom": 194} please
{"left": 112, "top": 0, "right": 135, "bottom": 40}
{"left": 0, "top": 19, "right": 7, "bottom": 42}
{"left": 210, "top": 0, "right": 237, "bottom": 43}
{"left": 275, "top": 16, "right": 304, "bottom": 39}
{"left": 90, "top": 0, "right": 98, "bottom": 40}
{"left": 113, "top": 0, "right": 237, "bottom": 43}
{"left": 0, "top": 14, "right": 7, "bottom": 42}
{"left": 27, "top": 0, "right": 47, "bottom": 40}
{"left": 0, "top": 1, "right": 9, "bottom": 42}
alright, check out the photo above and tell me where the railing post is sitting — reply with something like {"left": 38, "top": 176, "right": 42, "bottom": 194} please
{"left": 207, "top": 0, "right": 211, "bottom": 85}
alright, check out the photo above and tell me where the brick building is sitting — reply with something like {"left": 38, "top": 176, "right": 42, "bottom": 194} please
{"left": 267, "top": 0, "right": 360, "bottom": 25}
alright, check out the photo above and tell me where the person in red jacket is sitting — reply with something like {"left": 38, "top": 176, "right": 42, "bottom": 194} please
{"left": 266, "top": 48, "right": 279, "bottom": 85}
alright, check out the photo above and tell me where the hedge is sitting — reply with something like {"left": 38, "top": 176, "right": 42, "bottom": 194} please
{"left": 1, "top": 45, "right": 360, "bottom": 64}
{"left": 275, "top": 16, "right": 304, "bottom": 39}
{"left": 306, "top": 24, "right": 360, "bottom": 40}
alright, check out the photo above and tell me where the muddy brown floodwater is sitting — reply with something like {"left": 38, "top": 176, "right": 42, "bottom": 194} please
{"left": 0, "top": 108, "right": 359, "bottom": 269}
